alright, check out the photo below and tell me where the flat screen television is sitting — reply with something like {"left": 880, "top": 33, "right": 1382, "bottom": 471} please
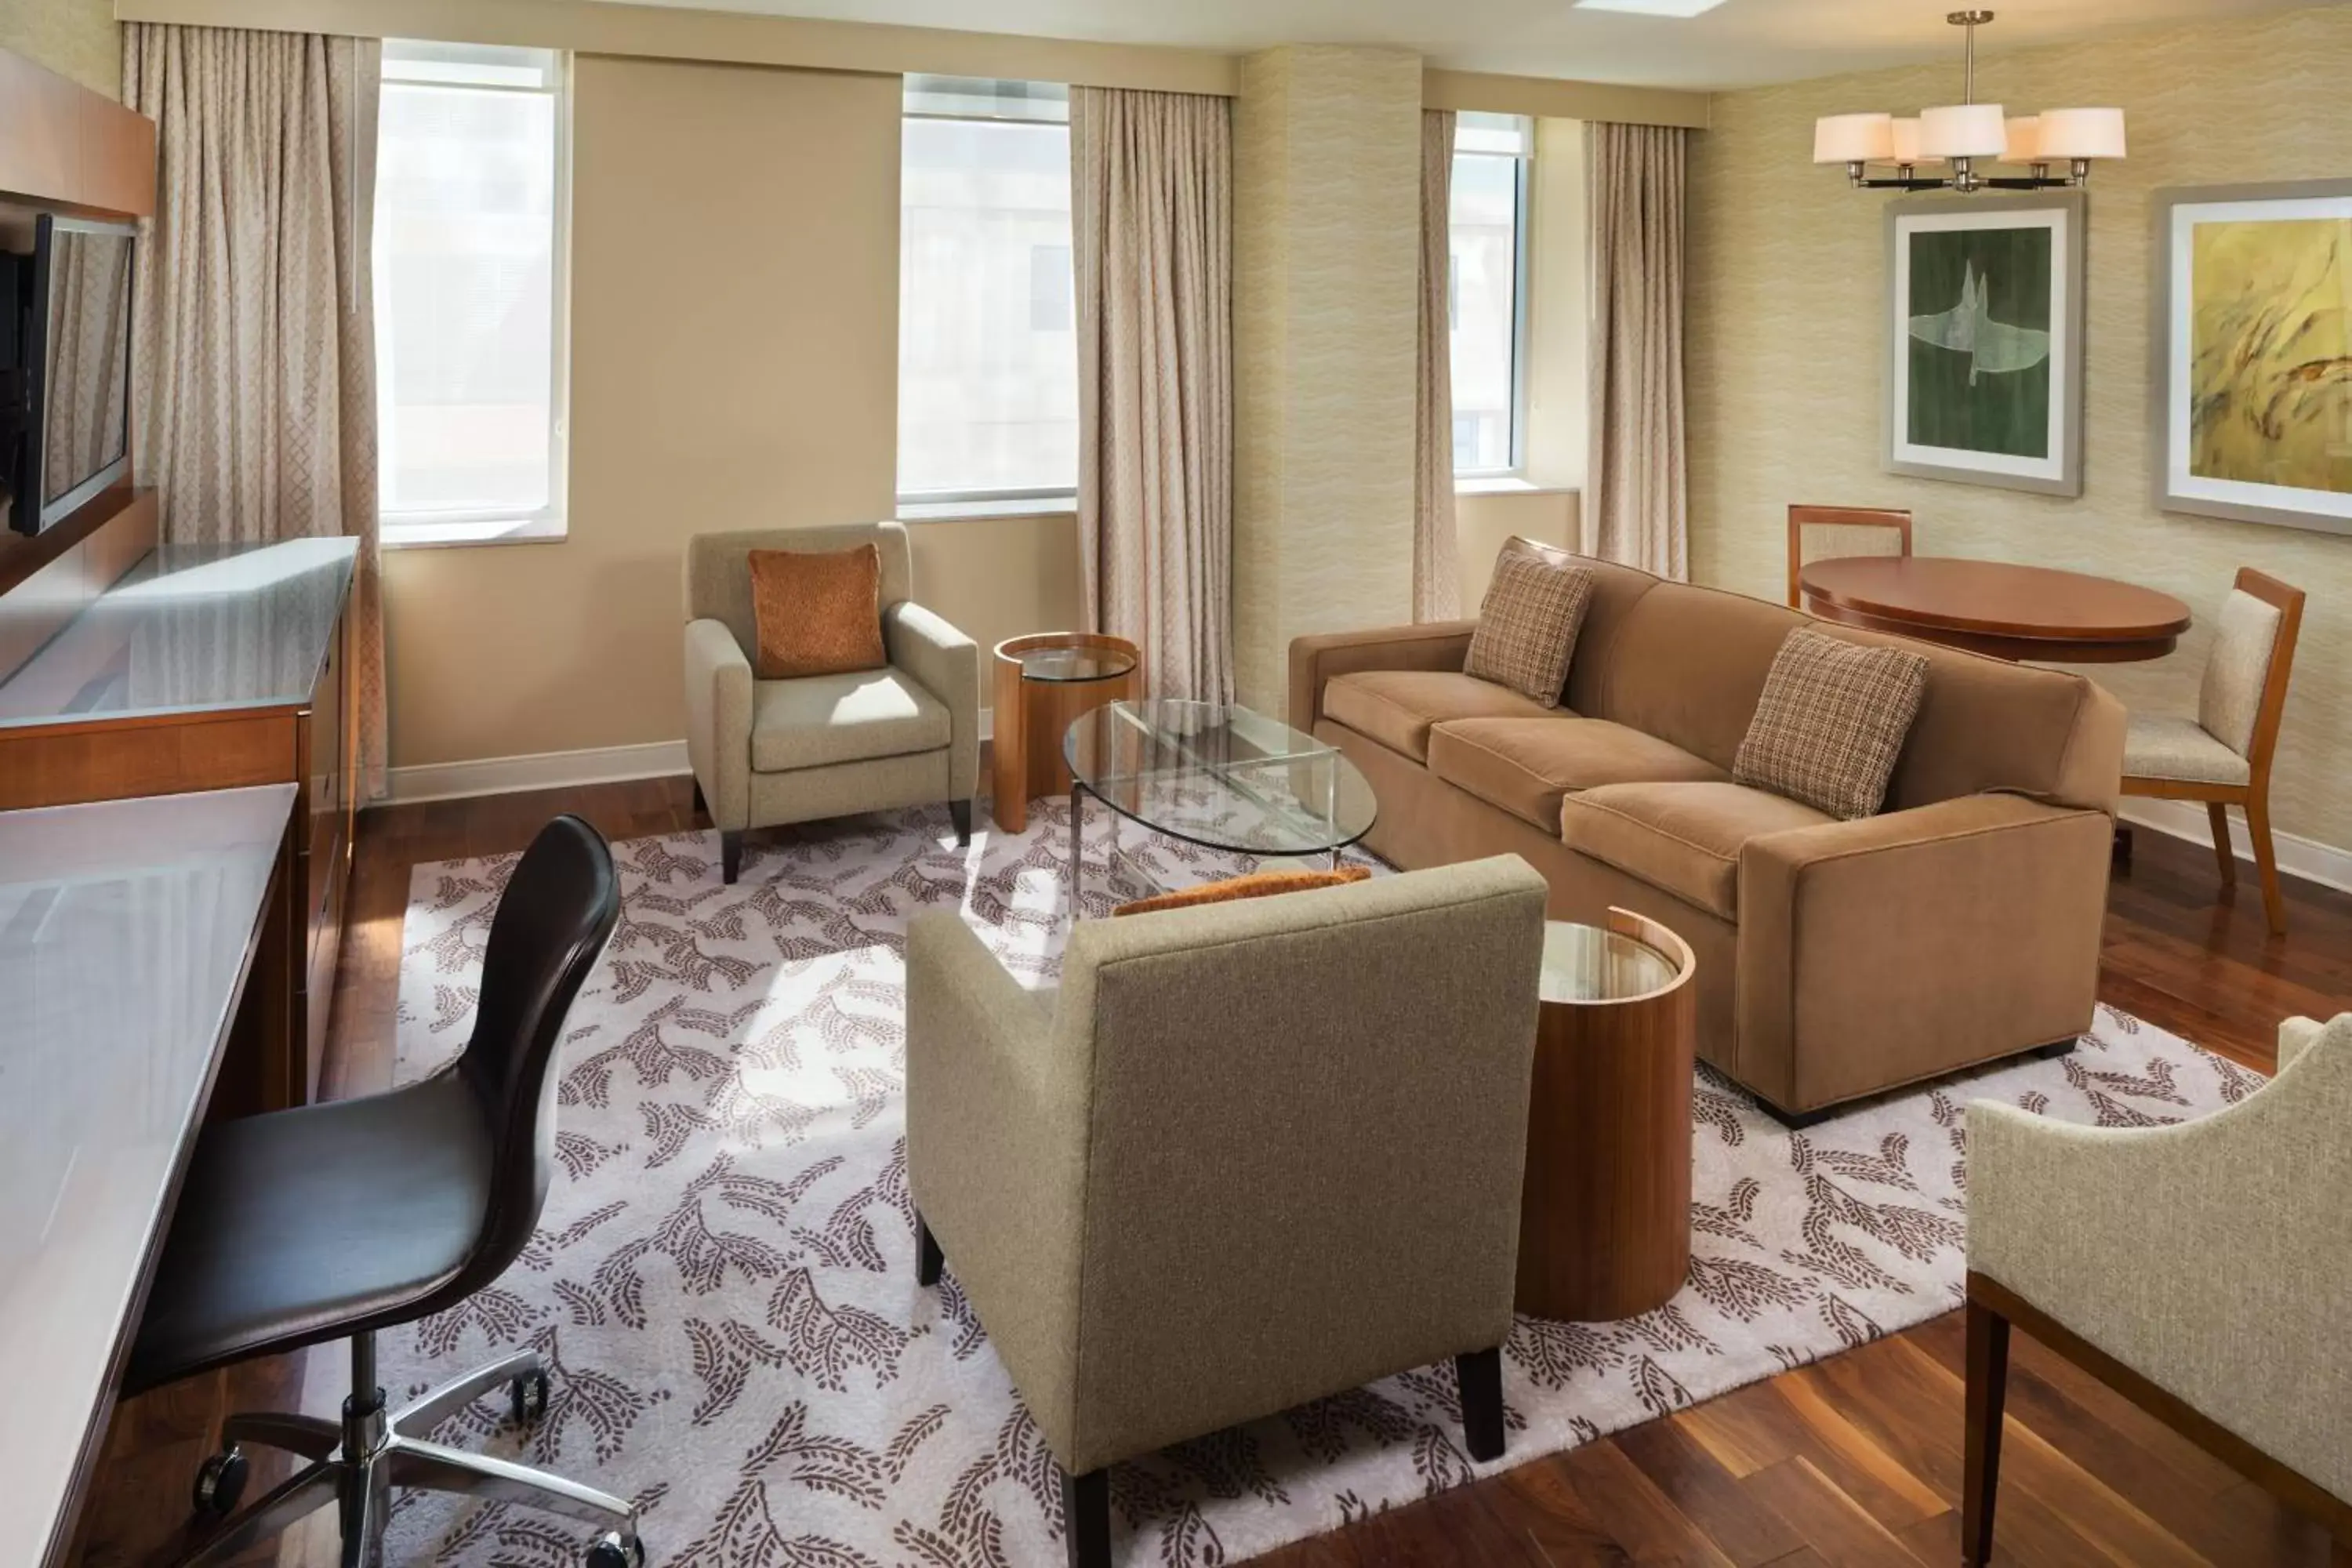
{"left": 3, "top": 214, "right": 136, "bottom": 536}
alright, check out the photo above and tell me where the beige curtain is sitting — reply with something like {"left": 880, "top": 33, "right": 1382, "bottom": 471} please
{"left": 124, "top": 23, "right": 388, "bottom": 800}
{"left": 1414, "top": 110, "right": 1462, "bottom": 623}
{"left": 1584, "top": 122, "right": 1689, "bottom": 581}
{"left": 1072, "top": 86, "right": 1234, "bottom": 704}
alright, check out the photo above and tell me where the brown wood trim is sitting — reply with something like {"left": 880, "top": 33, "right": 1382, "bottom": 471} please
{"left": 1965, "top": 1271, "right": 2352, "bottom": 1548}
{"left": 0, "top": 699, "right": 310, "bottom": 742}
{"left": 0, "top": 712, "right": 299, "bottom": 810}
{"left": 1804, "top": 598, "right": 2181, "bottom": 663}
{"left": 0, "top": 46, "right": 157, "bottom": 219}
{"left": 1786, "top": 504, "right": 1911, "bottom": 609}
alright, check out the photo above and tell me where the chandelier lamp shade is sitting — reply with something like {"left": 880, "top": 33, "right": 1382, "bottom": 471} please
{"left": 1813, "top": 12, "right": 2125, "bottom": 194}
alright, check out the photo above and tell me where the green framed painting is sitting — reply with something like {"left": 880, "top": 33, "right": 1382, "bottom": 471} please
{"left": 2153, "top": 179, "right": 2352, "bottom": 538}
{"left": 1885, "top": 191, "right": 2085, "bottom": 496}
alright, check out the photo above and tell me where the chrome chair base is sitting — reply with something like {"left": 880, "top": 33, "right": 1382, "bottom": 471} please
{"left": 161, "top": 1337, "right": 641, "bottom": 1568}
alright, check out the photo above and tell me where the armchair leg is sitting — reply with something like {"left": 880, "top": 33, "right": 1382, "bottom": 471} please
{"left": 1962, "top": 1292, "right": 2011, "bottom": 1568}
{"left": 914, "top": 1211, "right": 943, "bottom": 1287}
{"left": 1061, "top": 1466, "right": 1110, "bottom": 1568}
{"left": 692, "top": 777, "right": 707, "bottom": 820}
{"left": 2027, "top": 1036, "right": 2078, "bottom": 1061}
{"left": 1457, "top": 1346, "right": 1505, "bottom": 1463}
{"left": 720, "top": 830, "right": 743, "bottom": 885}
{"left": 949, "top": 798, "right": 972, "bottom": 848}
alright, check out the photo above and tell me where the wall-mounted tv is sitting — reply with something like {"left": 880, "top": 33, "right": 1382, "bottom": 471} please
{"left": 3, "top": 214, "right": 136, "bottom": 537}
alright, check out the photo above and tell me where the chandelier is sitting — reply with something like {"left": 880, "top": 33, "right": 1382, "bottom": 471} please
{"left": 1813, "top": 11, "right": 2125, "bottom": 194}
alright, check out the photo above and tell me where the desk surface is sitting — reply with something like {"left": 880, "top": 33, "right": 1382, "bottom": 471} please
{"left": 0, "top": 536, "right": 356, "bottom": 730}
{"left": 0, "top": 785, "right": 295, "bottom": 1566}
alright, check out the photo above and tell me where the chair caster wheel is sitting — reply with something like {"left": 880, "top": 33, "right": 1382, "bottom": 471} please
{"left": 586, "top": 1531, "right": 645, "bottom": 1568}
{"left": 193, "top": 1446, "right": 249, "bottom": 1517}
{"left": 511, "top": 1368, "right": 552, "bottom": 1425}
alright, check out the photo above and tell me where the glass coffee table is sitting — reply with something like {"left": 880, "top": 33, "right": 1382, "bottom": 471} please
{"left": 1061, "top": 699, "right": 1378, "bottom": 912}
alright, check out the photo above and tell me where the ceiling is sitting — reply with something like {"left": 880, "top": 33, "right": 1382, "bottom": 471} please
{"left": 590, "top": 0, "right": 2335, "bottom": 89}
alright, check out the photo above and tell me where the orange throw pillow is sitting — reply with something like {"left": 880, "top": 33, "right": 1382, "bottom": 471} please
{"left": 1112, "top": 865, "right": 1370, "bottom": 917}
{"left": 746, "top": 544, "right": 888, "bottom": 680}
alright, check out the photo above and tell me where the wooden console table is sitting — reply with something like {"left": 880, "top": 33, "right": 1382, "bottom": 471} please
{"left": 0, "top": 535, "right": 358, "bottom": 1111}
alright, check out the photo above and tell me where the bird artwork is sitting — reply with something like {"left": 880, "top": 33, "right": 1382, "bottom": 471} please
{"left": 1908, "top": 261, "right": 2053, "bottom": 387}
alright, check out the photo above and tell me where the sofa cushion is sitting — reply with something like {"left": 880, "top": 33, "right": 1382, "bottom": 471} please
{"left": 752, "top": 666, "right": 950, "bottom": 773}
{"left": 1734, "top": 628, "right": 1930, "bottom": 820}
{"left": 1559, "top": 781, "right": 1832, "bottom": 920}
{"left": 1321, "top": 670, "right": 1559, "bottom": 763}
{"left": 1428, "top": 718, "right": 1729, "bottom": 831}
{"left": 1465, "top": 552, "right": 1595, "bottom": 706}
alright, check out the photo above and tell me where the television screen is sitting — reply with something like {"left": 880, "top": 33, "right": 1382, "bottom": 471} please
{"left": 20, "top": 214, "right": 135, "bottom": 535}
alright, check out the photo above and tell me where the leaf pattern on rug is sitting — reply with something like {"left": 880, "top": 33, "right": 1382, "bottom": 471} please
{"left": 383, "top": 802, "right": 2249, "bottom": 1567}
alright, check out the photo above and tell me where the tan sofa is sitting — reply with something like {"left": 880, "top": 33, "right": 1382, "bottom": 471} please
{"left": 1289, "top": 552, "right": 2126, "bottom": 1122}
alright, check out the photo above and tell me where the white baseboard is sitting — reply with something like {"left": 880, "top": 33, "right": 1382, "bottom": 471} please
{"left": 2118, "top": 798, "right": 2352, "bottom": 895}
{"left": 386, "top": 708, "right": 997, "bottom": 806}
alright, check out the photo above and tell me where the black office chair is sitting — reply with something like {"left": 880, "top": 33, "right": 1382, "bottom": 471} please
{"left": 124, "top": 815, "right": 642, "bottom": 1568}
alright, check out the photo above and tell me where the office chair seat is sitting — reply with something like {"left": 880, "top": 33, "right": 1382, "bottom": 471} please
{"left": 125, "top": 1072, "right": 495, "bottom": 1394}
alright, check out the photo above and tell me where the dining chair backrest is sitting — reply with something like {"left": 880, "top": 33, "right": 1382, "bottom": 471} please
{"left": 1787, "top": 505, "right": 1913, "bottom": 608}
{"left": 2199, "top": 568, "right": 2305, "bottom": 774}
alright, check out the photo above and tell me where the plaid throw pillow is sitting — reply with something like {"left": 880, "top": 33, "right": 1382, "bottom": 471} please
{"left": 1465, "top": 553, "right": 1595, "bottom": 707}
{"left": 1734, "top": 629, "right": 1930, "bottom": 819}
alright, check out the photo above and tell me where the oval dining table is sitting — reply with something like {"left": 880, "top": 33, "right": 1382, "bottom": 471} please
{"left": 1798, "top": 556, "right": 2194, "bottom": 664}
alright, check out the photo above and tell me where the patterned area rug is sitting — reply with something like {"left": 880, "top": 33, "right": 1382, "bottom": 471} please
{"left": 382, "top": 802, "right": 2257, "bottom": 1567}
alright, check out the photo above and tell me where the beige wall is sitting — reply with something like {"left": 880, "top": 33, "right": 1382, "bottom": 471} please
{"left": 1232, "top": 45, "right": 1425, "bottom": 713}
{"left": 1689, "top": 4, "right": 2352, "bottom": 856}
{"left": 385, "top": 55, "right": 902, "bottom": 767}
{"left": 1457, "top": 489, "right": 1581, "bottom": 608}
{"left": 2, "top": 0, "right": 118, "bottom": 96}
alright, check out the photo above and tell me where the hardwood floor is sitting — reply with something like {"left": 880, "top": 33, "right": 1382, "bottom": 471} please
{"left": 70, "top": 781, "right": 2351, "bottom": 1568}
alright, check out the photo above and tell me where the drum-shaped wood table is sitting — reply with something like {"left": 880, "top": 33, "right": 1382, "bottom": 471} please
{"left": 989, "top": 633, "right": 1139, "bottom": 833}
{"left": 1798, "top": 556, "right": 2193, "bottom": 664}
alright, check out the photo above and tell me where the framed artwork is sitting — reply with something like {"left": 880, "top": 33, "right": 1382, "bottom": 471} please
{"left": 2152, "top": 179, "right": 2352, "bottom": 538}
{"left": 1884, "top": 190, "right": 2086, "bottom": 496}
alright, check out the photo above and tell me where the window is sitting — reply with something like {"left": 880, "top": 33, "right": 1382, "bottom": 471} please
{"left": 1450, "top": 113, "right": 1532, "bottom": 477}
{"left": 374, "top": 42, "right": 569, "bottom": 546}
{"left": 898, "top": 76, "right": 1077, "bottom": 507}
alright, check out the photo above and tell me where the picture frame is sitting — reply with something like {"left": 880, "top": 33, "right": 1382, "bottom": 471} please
{"left": 2151, "top": 179, "right": 2352, "bottom": 538}
{"left": 1884, "top": 190, "right": 2086, "bottom": 496}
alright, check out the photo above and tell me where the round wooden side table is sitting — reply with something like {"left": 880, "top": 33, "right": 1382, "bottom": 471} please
{"left": 1515, "top": 908, "right": 1698, "bottom": 1323}
{"left": 989, "top": 633, "right": 1139, "bottom": 833}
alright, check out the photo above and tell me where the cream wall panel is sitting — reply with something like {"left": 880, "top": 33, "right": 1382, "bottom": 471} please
{"left": 1232, "top": 44, "right": 1422, "bottom": 715}
{"left": 2, "top": 0, "right": 117, "bottom": 97}
{"left": 906, "top": 512, "right": 1083, "bottom": 667}
{"left": 384, "top": 56, "right": 901, "bottom": 767}
{"left": 1457, "top": 489, "right": 1580, "bottom": 608}
{"left": 1526, "top": 116, "right": 1587, "bottom": 492}
{"left": 1689, "top": 3, "right": 2352, "bottom": 855}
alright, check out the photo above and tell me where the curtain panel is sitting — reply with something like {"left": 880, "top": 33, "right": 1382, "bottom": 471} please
{"left": 1414, "top": 110, "right": 1462, "bottom": 622}
{"left": 1584, "top": 122, "right": 1690, "bottom": 582}
{"left": 124, "top": 22, "right": 390, "bottom": 800}
{"left": 1071, "top": 85, "right": 1235, "bottom": 705}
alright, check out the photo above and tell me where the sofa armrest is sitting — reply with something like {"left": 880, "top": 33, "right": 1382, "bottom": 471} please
{"left": 1969, "top": 1014, "right": 2352, "bottom": 1497}
{"left": 884, "top": 601, "right": 981, "bottom": 800}
{"left": 1735, "top": 793, "right": 2113, "bottom": 1111}
{"left": 683, "top": 618, "right": 754, "bottom": 831}
{"left": 1287, "top": 620, "right": 1479, "bottom": 731}
{"left": 903, "top": 911, "right": 1087, "bottom": 1440}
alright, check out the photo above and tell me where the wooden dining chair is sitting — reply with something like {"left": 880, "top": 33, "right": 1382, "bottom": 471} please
{"left": 1787, "top": 505, "right": 1913, "bottom": 608}
{"left": 2120, "top": 567, "right": 2305, "bottom": 935}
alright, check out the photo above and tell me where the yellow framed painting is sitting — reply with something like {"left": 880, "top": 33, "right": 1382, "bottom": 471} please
{"left": 2154, "top": 179, "right": 2352, "bottom": 537}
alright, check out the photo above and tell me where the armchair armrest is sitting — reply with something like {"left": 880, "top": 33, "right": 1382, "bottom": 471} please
{"left": 902, "top": 911, "right": 1086, "bottom": 1439}
{"left": 1287, "top": 619, "right": 1479, "bottom": 731}
{"left": 1969, "top": 1015, "right": 2352, "bottom": 1498}
{"left": 2278, "top": 1014, "right": 2335, "bottom": 1069}
{"left": 1736, "top": 793, "right": 2113, "bottom": 1111}
{"left": 682, "top": 618, "right": 753, "bottom": 831}
{"left": 884, "top": 601, "right": 980, "bottom": 801}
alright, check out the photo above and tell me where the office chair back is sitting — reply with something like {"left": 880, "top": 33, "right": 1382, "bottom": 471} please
{"left": 442, "top": 814, "right": 620, "bottom": 1303}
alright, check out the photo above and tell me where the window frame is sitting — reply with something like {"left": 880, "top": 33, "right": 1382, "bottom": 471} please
{"left": 895, "top": 77, "right": 1080, "bottom": 515}
{"left": 374, "top": 41, "right": 575, "bottom": 550}
{"left": 1450, "top": 121, "right": 1535, "bottom": 483}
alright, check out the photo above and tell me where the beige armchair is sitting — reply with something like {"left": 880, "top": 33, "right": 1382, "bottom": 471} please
{"left": 905, "top": 858, "right": 1550, "bottom": 1568}
{"left": 683, "top": 522, "right": 978, "bottom": 883}
{"left": 1962, "top": 1014, "right": 2352, "bottom": 1566}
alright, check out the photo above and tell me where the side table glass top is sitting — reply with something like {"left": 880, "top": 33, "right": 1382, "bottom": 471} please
{"left": 1062, "top": 699, "right": 1377, "bottom": 856}
{"left": 1018, "top": 645, "right": 1138, "bottom": 683}
{"left": 1540, "top": 920, "right": 1680, "bottom": 1004}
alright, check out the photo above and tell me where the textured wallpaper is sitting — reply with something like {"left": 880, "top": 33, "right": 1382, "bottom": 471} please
{"left": 1, "top": 0, "right": 118, "bottom": 97}
{"left": 1690, "top": 5, "right": 2352, "bottom": 857}
{"left": 1232, "top": 45, "right": 1423, "bottom": 713}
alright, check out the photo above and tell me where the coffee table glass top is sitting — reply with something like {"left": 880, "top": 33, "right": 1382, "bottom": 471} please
{"left": 1540, "top": 921, "right": 1680, "bottom": 1004}
{"left": 1062, "top": 699, "right": 1377, "bottom": 856}
{"left": 1018, "top": 645, "right": 1138, "bottom": 683}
